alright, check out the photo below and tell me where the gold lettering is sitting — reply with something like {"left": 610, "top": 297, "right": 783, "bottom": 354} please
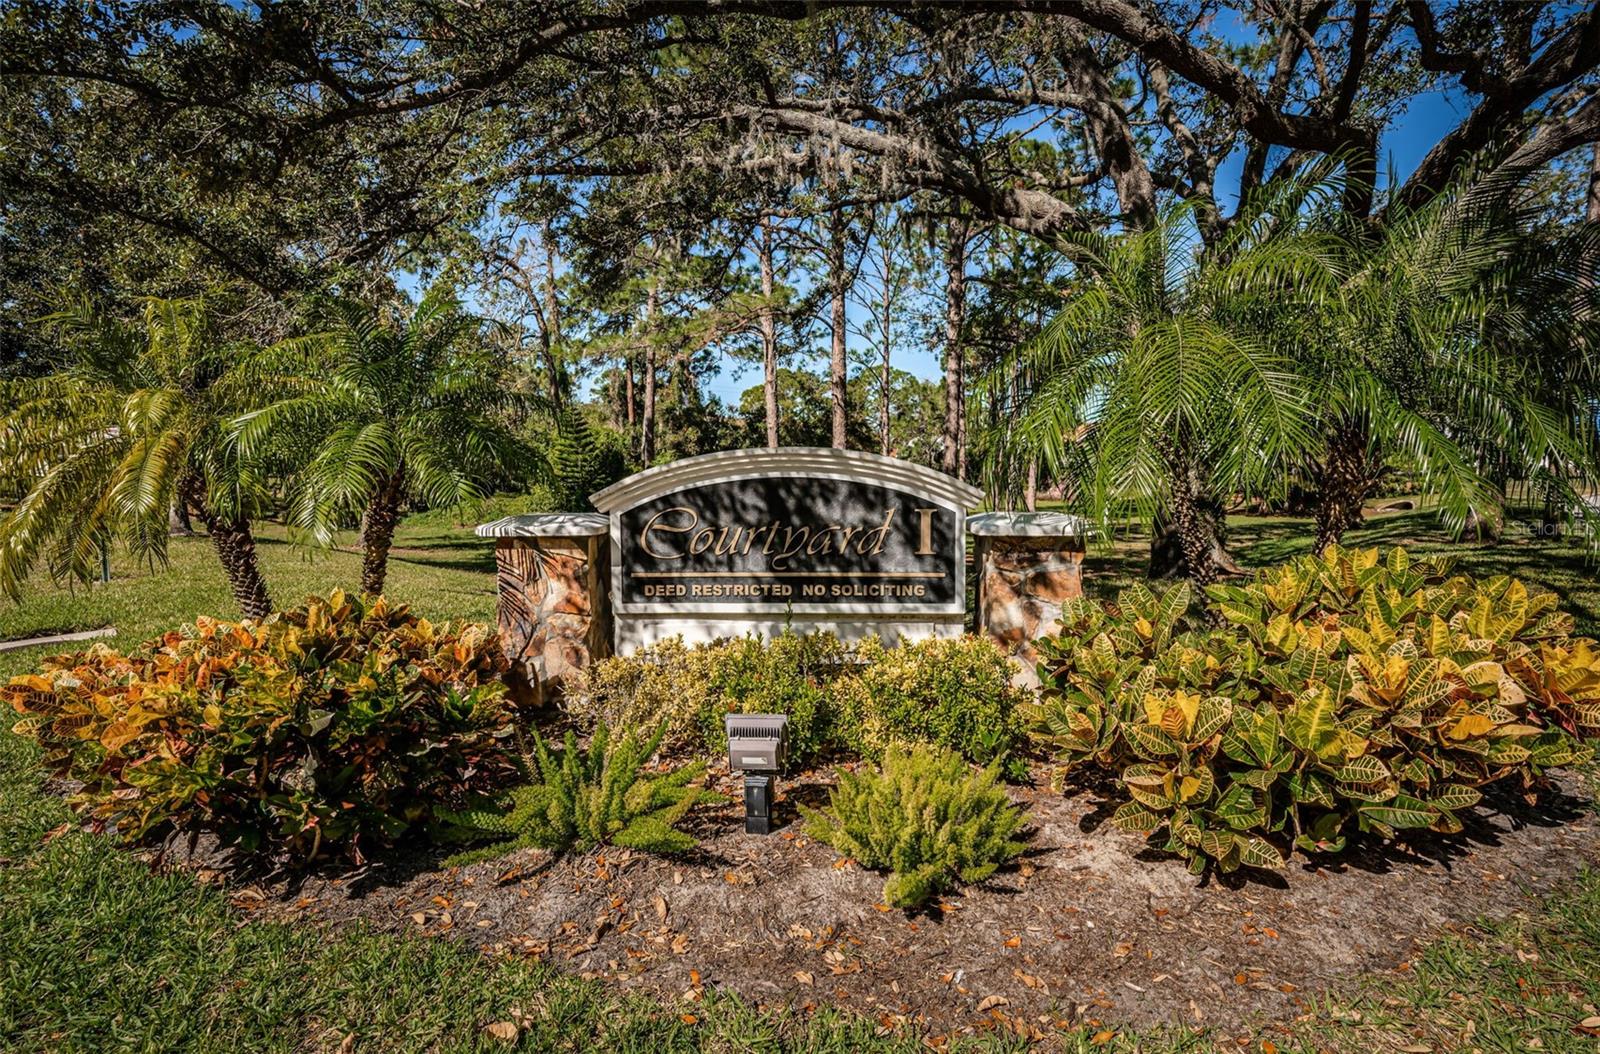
{"left": 639, "top": 507, "right": 698, "bottom": 560}
{"left": 772, "top": 525, "right": 811, "bottom": 569}
{"left": 856, "top": 509, "right": 895, "bottom": 556}
{"left": 711, "top": 526, "right": 744, "bottom": 556}
{"left": 689, "top": 528, "right": 715, "bottom": 555}
{"left": 914, "top": 507, "right": 937, "bottom": 556}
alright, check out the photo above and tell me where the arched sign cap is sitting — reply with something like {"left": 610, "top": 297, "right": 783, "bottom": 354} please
{"left": 589, "top": 447, "right": 984, "bottom": 512}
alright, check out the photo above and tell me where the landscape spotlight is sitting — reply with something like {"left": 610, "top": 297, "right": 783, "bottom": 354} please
{"left": 724, "top": 713, "right": 789, "bottom": 834}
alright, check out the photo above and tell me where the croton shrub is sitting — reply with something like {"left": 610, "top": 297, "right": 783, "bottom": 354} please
{"left": 4, "top": 591, "right": 521, "bottom": 863}
{"left": 1032, "top": 546, "right": 1600, "bottom": 874}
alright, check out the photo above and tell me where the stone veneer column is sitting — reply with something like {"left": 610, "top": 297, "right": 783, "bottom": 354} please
{"left": 475, "top": 513, "right": 612, "bottom": 705}
{"left": 968, "top": 512, "right": 1088, "bottom": 688}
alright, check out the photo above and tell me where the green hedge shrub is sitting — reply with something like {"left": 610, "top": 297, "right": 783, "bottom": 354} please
{"left": 1032, "top": 546, "right": 1600, "bottom": 875}
{"left": 571, "top": 637, "right": 720, "bottom": 757}
{"left": 834, "top": 635, "right": 1029, "bottom": 775}
{"left": 4, "top": 592, "right": 520, "bottom": 863}
{"left": 434, "top": 722, "right": 714, "bottom": 863}
{"left": 696, "top": 631, "right": 850, "bottom": 763}
{"left": 802, "top": 744, "right": 1029, "bottom": 908}
{"left": 572, "top": 632, "right": 1025, "bottom": 770}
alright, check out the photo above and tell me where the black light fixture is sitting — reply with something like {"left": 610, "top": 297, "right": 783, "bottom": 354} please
{"left": 724, "top": 713, "right": 789, "bottom": 834}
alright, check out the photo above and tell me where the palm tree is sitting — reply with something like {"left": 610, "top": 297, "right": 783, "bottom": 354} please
{"left": 234, "top": 294, "right": 540, "bottom": 597}
{"left": 983, "top": 187, "right": 1338, "bottom": 585}
{"left": 1303, "top": 176, "right": 1600, "bottom": 551}
{"left": 0, "top": 298, "right": 275, "bottom": 617}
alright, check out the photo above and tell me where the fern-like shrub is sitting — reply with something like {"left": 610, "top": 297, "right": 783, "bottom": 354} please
{"left": 4, "top": 592, "right": 519, "bottom": 863}
{"left": 1032, "top": 546, "right": 1600, "bottom": 875}
{"left": 802, "top": 744, "right": 1029, "bottom": 909}
{"left": 434, "top": 722, "right": 714, "bottom": 862}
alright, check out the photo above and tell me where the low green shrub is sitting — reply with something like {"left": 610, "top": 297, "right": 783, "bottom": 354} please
{"left": 570, "top": 637, "right": 719, "bottom": 757}
{"left": 3, "top": 591, "right": 520, "bottom": 863}
{"left": 1032, "top": 546, "right": 1600, "bottom": 874}
{"left": 834, "top": 635, "right": 1029, "bottom": 775}
{"left": 572, "top": 632, "right": 1025, "bottom": 770}
{"left": 697, "top": 631, "right": 850, "bottom": 763}
{"left": 434, "top": 722, "right": 714, "bottom": 863}
{"left": 802, "top": 744, "right": 1029, "bottom": 908}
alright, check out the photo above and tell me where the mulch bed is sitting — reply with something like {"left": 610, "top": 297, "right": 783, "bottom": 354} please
{"left": 220, "top": 767, "right": 1598, "bottom": 1038}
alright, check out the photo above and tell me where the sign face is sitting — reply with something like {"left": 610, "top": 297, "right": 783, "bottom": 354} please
{"left": 591, "top": 449, "right": 982, "bottom": 621}
{"left": 617, "top": 476, "right": 960, "bottom": 611}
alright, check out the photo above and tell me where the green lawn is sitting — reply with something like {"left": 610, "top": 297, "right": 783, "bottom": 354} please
{"left": 2, "top": 509, "right": 1599, "bottom": 1052}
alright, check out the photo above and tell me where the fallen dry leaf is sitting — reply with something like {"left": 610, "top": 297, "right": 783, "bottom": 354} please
{"left": 679, "top": 1013, "right": 698, "bottom": 1025}
{"left": 1581, "top": 1015, "right": 1600, "bottom": 1028}
{"left": 976, "top": 995, "right": 1009, "bottom": 1013}
{"left": 1090, "top": 1030, "right": 1115, "bottom": 1046}
{"left": 482, "top": 1021, "right": 519, "bottom": 1044}
{"left": 653, "top": 894, "right": 668, "bottom": 922}
{"left": 794, "top": 971, "right": 814, "bottom": 985}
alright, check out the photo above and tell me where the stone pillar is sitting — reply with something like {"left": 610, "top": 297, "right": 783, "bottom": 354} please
{"left": 476, "top": 513, "right": 612, "bottom": 705}
{"left": 968, "top": 512, "right": 1087, "bottom": 688}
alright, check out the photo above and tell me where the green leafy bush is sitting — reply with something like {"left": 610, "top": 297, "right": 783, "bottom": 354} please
{"left": 697, "top": 631, "right": 850, "bottom": 763}
{"left": 802, "top": 744, "right": 1029, "bottom": 908}
{"left": 573, "top": 632, "right": 1024, "bottom": 770}
{"left": 570, "top": 637, "right": 720, "bottom": 757}
{"left": 434, "top": 722, "right": 714, "bottom": 862}
{"left": 834, "top": 635, "right": 1029, "bottom": 775}
{"left": 573, "top": 631, "right": 849, "bottom": 764}
{"left": 1033, "top": 546, "right": 1600, "bottom": 874}
{"left": 4, "top": 592, "right": 520, "bottom": 863}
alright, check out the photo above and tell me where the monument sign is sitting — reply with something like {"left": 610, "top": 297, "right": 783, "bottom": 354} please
{"left": 590, "top": 448, "right": 983, "bottom": 650}
{"left": 477, "top": 447, "right": 1085, "bottom": 698}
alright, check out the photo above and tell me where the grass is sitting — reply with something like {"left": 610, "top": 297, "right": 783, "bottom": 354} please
{"left": 2, "top": 507, "right": 1599, "bottom": 1051}
{"left": 0, "top": 520, "right": 498, "bottom": 681}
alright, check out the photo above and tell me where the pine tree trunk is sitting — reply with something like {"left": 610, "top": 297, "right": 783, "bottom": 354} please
{"left": 624, "top": 355, "right": 636, "bottom": 429}
{"left": 878, "top": 236, "right": 893, "bottom": 457}
{"left": 360, "top": 466, "right": 406, "bottom": 597}
{"left": 941, "top": 217, "right": 968, "bottom": 479}
{"left": 542, "top": 218, "right": 565, "bottom": 411}
{"left": 828, "top": 210, "right": 848, "bottom": 450}
{"left": 180, "top": 471, "right": 272, "bottom": 619}
{"left": 760, "top": 216, "right": 781, "bottom": 448}
{"left": 1312, "top": 422, "right": 1371, "bottom": 553}
{"left": 641, "top": 277, "right": 659, "bottom": 465}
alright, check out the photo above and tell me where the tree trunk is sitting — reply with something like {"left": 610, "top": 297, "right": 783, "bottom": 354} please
{"left": 1025, "top": 459, "right": 1038, "bottom": 512}
{"left": 1150, "top": 433, "right": 1242, "bottom": 585}
{"left": 169, "top": 500, "right": 194, "bottom": 536}
{"left": 641, "top": 277, "right": 659, "bottom": 465}
{"left": 878, "top": 234, "right": 893, "bottom": 457}
{"left": 760, "top": 215, "right": 781, "bottom": 447}
{"left": 828, "top": 209, "right": 849, "bottom": 450}
{"left": 941, "top": 217, "right": 969, "bottom": 479}
{"left": 179, "top": 471, "right": 272, "bottom": 619}
{"left": 624, "top": 355, "right": 636, "bottom": 430}
{"left": 1167, "top": 457, "right": 1217, "bottom": 588}
{"left": 1312, "top": 421, "right": 1372, "bottom": 553}
{"left": 359, "top": 466, "right": 406, "bottom": 597}
{"left": 541, "top": 218, "right": 565, "bottom": 411}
